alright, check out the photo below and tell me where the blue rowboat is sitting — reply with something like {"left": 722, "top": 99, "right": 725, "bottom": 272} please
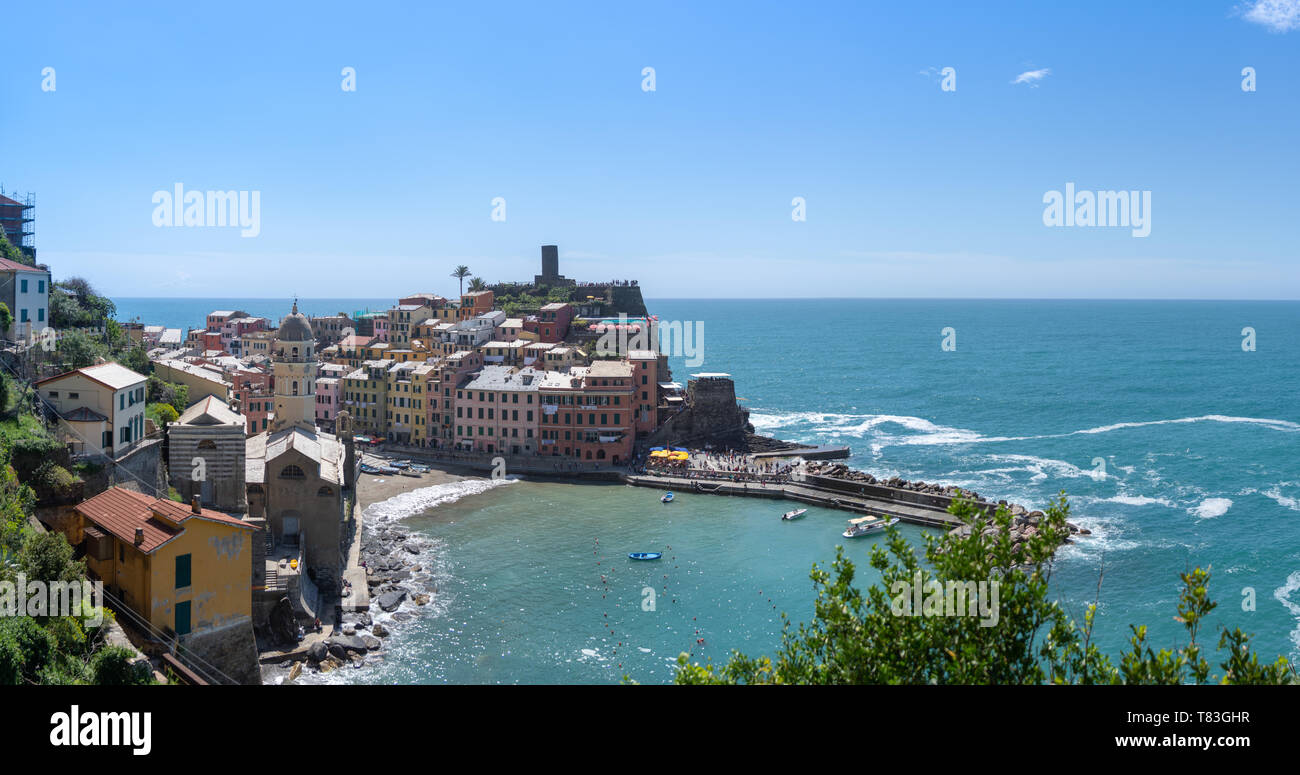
{"left": 661, "top": 492, "right": 674, "bottom": 503}
{"left": 628, "top": 552, "right": 663, "bottom": 561}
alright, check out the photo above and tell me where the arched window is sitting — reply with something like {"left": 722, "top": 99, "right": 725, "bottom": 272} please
{"left": 317, "top": 486, "right": 334, "bottom": 497}
{"left": 293, "top": 381, "right": 299, "bottom": 396}
{"left": 292, "top": 346, "right": 299, "bottom": 358}
{"left": 197, "top": 439, "right": 217, "bottom": 449}
{"left": 279, "top": 465, "right": 305, "bottom": 479}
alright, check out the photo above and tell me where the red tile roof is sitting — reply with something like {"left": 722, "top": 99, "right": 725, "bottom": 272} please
{"left": 75, "top": 487, "right": 252, "bottom": 555}
{"left": 0, "top": 257, "right": 44, "bottom": 273}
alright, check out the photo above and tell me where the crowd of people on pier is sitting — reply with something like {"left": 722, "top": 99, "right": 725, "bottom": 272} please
{"left": 634, "top": 449, "right": 799, "bottom": 484}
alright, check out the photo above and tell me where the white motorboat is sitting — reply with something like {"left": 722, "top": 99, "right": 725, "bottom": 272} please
{"left": 842, "top": 515, "right": 899, "bottom": 538}
{"left": 781, "top": 508, "right": 808, "bottom": 521}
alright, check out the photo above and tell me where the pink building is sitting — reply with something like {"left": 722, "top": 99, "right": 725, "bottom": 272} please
{"left": 538, "top": 361, "right": 634, "bottom": 464}
{"left": 231, "top": 368, "right": 272, "bottom": 435}
{"left": 453, "top": 365, "right": 541, "bottom": 454}
{"left": 315, "top": 376, "right": 340, "bottom": 432}
{"left": 222, "top": 315, "right": 268, "bottom": 354}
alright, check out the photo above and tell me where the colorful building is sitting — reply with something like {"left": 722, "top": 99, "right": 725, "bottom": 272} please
{"left": 453, "top": 365, "right": 541, "bottom": 454}
{"left": 35, "top": 362, "right": 149, "bottom": 457}
{"left": 538, "top": 361, "right": 634, "bottom": 463}
{"left": 74, "top": 487, "right": 258, "bottom": 683}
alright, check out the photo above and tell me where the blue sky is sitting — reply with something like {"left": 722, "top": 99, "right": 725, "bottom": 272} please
{"left": 2, "top": 1, "right": 1298, "bottom": 299}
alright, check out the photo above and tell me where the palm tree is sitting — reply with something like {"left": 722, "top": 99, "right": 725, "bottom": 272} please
{"left": 451, "top": 265, "right": 471, "bottom": 297}
{"left": 467, "top": 277, "right": 487, "bottom": 293}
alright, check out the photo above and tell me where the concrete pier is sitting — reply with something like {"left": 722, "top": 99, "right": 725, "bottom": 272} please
{"left": 623, "top": 473, "right": 965, "bottom": 529}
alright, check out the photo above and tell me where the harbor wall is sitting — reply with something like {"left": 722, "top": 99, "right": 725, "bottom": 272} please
{"left": 801, "top": 473, "right": 998, "bottom": 516}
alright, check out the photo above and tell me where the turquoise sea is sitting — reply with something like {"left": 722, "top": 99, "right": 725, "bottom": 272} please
{"left": 117, "top": 297, "right": 1300, "bottom": 683}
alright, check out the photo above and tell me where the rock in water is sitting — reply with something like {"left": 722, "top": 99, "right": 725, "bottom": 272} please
{"left": 306, "top": 641, "right": 329, "bottom": 664}
{"left": 378, "top": 590, "right": 407, "bottom": 612}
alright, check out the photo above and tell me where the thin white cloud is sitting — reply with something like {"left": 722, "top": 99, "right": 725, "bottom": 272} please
{"left": 1240, "top": 0, "right": 1300, "bottom": 32}
{"left": 1012, "top": 68, "right": 1051, "bottom": 86}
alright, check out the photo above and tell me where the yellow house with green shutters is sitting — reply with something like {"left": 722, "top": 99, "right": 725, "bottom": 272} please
{"left": 73, "top": 487, "right": 261, "bottom": 683}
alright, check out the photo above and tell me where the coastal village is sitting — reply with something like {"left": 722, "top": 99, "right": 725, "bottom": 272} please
{"left": 0, "top": 221, "right": 1080, "bottom": 684}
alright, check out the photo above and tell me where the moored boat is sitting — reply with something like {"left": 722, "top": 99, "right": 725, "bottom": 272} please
{"left": 842, "top": 515, "right": 899, "bottom": 538}
{"left": 628, "top": 552, "right": 663, "bottom": 561}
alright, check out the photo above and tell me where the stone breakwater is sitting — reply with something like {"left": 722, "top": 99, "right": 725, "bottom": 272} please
{"left": 802, "top": 461, "right": 1090, "bottom": 548}
{"left": 298, "top": 522, "right": 438, "bottom": 676}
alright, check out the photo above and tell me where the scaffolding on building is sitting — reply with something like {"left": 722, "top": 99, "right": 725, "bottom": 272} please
{"left": 0, "top": 186, "right": 36, "bottom": 261}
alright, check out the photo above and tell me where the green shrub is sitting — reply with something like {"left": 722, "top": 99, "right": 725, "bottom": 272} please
{"left": 30, "top": 461, "right": 82, "bottom": 505}
{"left": 0, "top": 617, "right": 55, "bottom": 683}
{"left": 18, "top": 530, "right": 84, "bottom": 585}
{"left": 90, "top": 646, "right": 153, "bottom": 685}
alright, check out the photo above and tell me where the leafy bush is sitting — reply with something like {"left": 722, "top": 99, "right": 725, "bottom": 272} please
{"left": 90, "top": 646, "right": 153, "bottom": 685}
{"left": 29, "top": 460, "right": 82, "bottom": 505}
{"left": 150, "top": 403, "right": 179, "bottom": 426}
{"left": 0, "top": 617, "right": 55, "bottom": 684}
{"left": 18, "top": 530, "right": 84, "bottom": 585}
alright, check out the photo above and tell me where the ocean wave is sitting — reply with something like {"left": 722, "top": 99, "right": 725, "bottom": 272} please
{"left": 1076, "top": 494, "right": 1178, "bottom": 509}
{"left": 1189, "top": 497, "right": 1233, "bottom": 519}
{"left": 750, "top": 411, "right": 1299, "bottom": 454}
{"left": 1262, "top": 485, "right": 1300, "bottom": 512}
{"left": 362, "top": 478, "right": 517, "bottom": 524}
{"left": 1274, "top": 571, "right": 1300, "bottom": 655}
{"left": 1057, "top": 517, "right": 1141, "bottom": 559}
{"left": 979, "top": 454, "right": 1094, "bottom": 481}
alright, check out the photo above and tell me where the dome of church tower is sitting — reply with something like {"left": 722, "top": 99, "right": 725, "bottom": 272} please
{"left": 277, "top": 301, "right": 314, "bottom": 342}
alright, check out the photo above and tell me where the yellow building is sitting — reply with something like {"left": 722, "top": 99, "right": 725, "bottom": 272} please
{"left": 343, "top": 360, "right": 390, "bottom": 437}
{"left": 73, "top": 487, "right": 259, "bottom": 683}
{"left": 384, "top": 361, "right": 427, "bottom": 444}
{"left": 152, "top": 358, "right": 233, "bottom": 404}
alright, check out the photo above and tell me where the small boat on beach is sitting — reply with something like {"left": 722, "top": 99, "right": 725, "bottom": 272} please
{"left": 781, "top": 508, "right": 808, "bottom": 521}
{"left": 390, "top": 460, "right": 412, "bottom": 469}
{"left": 360, "top": 463, "right": 382, "bottom": 474}
{"left": 628, "top": 552, "right": 663, "bottom": 561}
{"left": 398, "top": 468, "right": 421, "bottom": 477}
{"left": 661, "top": 492, "right": 674, "bottom": 503}
{"left": 842, "top": 515, "right": 899, "bottom": 538}
{"left": 409, "top": 464, "right": 431, "bottom": 473}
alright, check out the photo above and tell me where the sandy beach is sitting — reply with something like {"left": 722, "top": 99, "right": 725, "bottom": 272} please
{"left": 354, "top": 452, "right": 488, "bottom": 511}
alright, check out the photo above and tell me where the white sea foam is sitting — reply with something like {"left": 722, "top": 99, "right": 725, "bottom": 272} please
{"left": 1190, "top": 497, "right": 1233, "bottom": 519}
{"left": 1262, "top": 485, "right": 1300, "bottom": 512}
{"left": 1273, "top": 571, "right": 1300, "bottom": 655}
{"left": 752, "top": 411, "right": 1299, "bottom": 450}
{"left": 362, "top": 477, "right": 517, "bottom": 524}
{"left": 1070, "top": 415, "right": 1300, "bottom": 436}
{"left": 980, "top": 454, "right": 1094, "bottom": 481}
{"left": 1077, "top": 494, "right": 1178, "bottom": 509}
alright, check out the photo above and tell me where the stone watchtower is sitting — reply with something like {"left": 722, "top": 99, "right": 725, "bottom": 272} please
{"left": 534, "top": 244, "right": 573, "bottom": 286}
{"left": 683, "top": 373, "right": 750, "bottom": 442}
{"left": 270, "top": 302, "right": 317, "bottom": 434}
